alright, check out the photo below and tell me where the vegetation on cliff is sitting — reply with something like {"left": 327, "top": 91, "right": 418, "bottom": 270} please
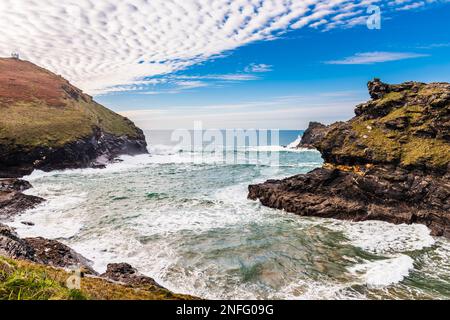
{"left": 0, "top": 256, "right": 195, "bottom": 300}
{"left": 0, "top": 58, "right": 147, "bottom": 177}
{"left": 0, "top": 58, "right": 140, "bottom": 148}
{"left": 250, "top": 80, "right": 450, "bottom": 237}
{"left": 315, "top": 80, "right": 450, "bottom": 173}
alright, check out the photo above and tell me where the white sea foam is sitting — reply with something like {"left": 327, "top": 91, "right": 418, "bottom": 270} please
{"left": 246, "top": 145, "right": 317, "bottom": 153}
{"left": 6, "top": 139, "right": 449, "bottom": 300}
{"left": 349, "top": 255, "right": 414, "bottom": 287}
{"left": 328, "top": 220, "right": 435, "bottom": 254}
{"left": 287, "top": 135, "right": 302, "bottom": 149}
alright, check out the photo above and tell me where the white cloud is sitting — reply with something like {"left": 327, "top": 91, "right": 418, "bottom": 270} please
{"left": 244, "top": 63, "right": 273, "bottom": 73}
{"left": 0, "top": 0, "right": 440, "bottom": 94}
{"left": 120, "top": 91, "right": 365, "bottom": 129}
{"left": 325, "top": 51, "right": 429, "bottom": 64}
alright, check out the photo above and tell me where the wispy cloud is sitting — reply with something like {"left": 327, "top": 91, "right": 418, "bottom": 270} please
{"left": 244, "top": 63, "right": 273, "bottom": 73}
{"left": 0, "top": 0, "right": 440, "bottom": 94}
{"left": 325, "top": 51, "right": 429, "bottom": 65}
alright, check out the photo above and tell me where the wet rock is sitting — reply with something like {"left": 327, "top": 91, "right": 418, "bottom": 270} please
{"left": 23, "top": 237, "right": 97, "bottom": 275}
{"left": 100, "top": 263, "right": 163, "bottom": 288}
{"left": 0, "top": 223, "right": 97, "bottom": 274}
{"left": 0, "top": 190, "right": 44, "bottom": 218}
{"left": 0, "top": 179, "right": 44, "bottom": 218}
{"left": 249, "top": 166, "right": 450, "bottom": 238}
{"left": 0, "top": 223, "right": 36, "bottom": 260}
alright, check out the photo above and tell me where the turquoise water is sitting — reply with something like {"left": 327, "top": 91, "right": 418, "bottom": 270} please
{"left": 6, "top": 131, "right": 450, "bottom": 300}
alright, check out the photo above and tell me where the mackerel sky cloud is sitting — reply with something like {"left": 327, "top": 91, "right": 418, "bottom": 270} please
{"left": 0, "top": 0, "right": 443, "bottom": 95}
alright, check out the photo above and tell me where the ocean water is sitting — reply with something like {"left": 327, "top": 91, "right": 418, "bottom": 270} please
{"left": 6, "top": 130, "right": 450, "bottom": 300}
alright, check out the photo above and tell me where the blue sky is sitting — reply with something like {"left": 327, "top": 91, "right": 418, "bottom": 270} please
{"left": 101, "top": 3, "right": 450, "bottom": 129}
{"left": 1, "top": 1, "right": 449, "bottom": 129}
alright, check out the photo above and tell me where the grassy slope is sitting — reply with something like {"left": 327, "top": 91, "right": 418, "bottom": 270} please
{"left": 0, "top": 256, "right": 196, "bottom": 300}
{"left": 0, "top": 58, "right": 140, "bottom": 150}
{"left": 322, "top": 86, "right": 450, "bottom": 170}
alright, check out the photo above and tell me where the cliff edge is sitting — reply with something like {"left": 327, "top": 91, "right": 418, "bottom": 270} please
{"left": 0, "top": 58, "right": 148, "bottom": 177}
{"left": 249, "top": 79, "right": 450, "bottom": 237}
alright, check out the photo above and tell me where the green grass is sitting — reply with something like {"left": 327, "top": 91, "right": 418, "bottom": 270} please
{"left": 0, "top": 256, "right": 197, "bottom": 300}
{"left": 349, "top": 114, "right": 450, "bottom": 170}
{"left": 0, "top": 98, "right": 140, "bottom": 150}
{"left": 0, "top": 257, "right": 86, "bottom": 300}
{"left": 376, "top": 91, "right": 404, "bottom": 107}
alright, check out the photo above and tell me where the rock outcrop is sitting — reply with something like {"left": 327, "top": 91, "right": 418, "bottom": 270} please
{"left": 0, "top": 223, "right": 95, "bottom": 273}
{"left": 0, "top": 58, "right": 148, "bottom": 178}
{"left": 296, "top": 121, "right": 331, "bottom": 149}
{"left": 249, "top": 79, "right": 450, "bottom": 238}
{"left": 0, "top": 179, "right": 44, "bottom": 218}
{"left": 100, "top": 263, "right": 163, "bottom": 288}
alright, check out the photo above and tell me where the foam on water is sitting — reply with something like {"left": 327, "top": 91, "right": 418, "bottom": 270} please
{"left": 5, "top": 142, "right": 449, "bottom": 300}
{"left": 286, "top": 135, "right": 302, "bottom": 149}
{"left": 349, "top": 255, "right": 414, "bottom": 287}
{"left": 327, "top": 220, "right": 436, "bottom": 254}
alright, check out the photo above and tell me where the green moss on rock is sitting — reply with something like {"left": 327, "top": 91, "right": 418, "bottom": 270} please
{"left": 314, "top": 80, "right": 450, "bottom": 173}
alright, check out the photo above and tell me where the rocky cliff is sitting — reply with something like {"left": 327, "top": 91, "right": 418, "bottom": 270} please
{"left": 0, "top": 58, "right": 148, "bottom": 178}
{"left": 249, "top": 79, "right": 450, "bottom": 238}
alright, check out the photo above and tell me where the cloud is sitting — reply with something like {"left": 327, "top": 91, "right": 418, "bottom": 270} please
{"left": 244, "top": 63, "right": 273, "bottom": 73}
{"left": 176, "top": 74, "right": 261, "bottom": 81}
{"left": 0, "top": 0, "right": 441, "bottom": 94}
{"left": 325, "top": 51, "right": 429, "bottom": 64}
{"left": 120, "top": 90, "right": 366, "bottom": 129}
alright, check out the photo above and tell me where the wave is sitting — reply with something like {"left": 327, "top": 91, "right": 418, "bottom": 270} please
{"left": 349, "top": 255, "right": 414, "bottom": 287}
{"left": 286, "top": 135, "right": 302, "bottom": 149}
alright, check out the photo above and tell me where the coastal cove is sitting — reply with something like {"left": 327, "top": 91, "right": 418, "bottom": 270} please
{"left": 3, "top": 130, "right": 449, "bottom": 300}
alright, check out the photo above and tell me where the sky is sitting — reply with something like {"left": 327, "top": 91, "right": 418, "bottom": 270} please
{"left": 0, "top": 0, "right": 449, "bottom": 129}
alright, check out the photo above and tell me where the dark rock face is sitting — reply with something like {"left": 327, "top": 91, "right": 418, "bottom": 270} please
{"left": 297, "top": 122, "right": 330, "bottom": 149}
{"left": 24, "top": 237, "right": 96, "bottom": 274}
{"left": 0, "top": 179, "right": 44, "bottom": 218}
{"left": 0, "top": 223, "right": 96, "bottom": 274}
{"left": 367, "top": 78, "right": 391, "bottom": 100}
{"left": 0, "top": 58, "right": 148, "bottom": 178}
{"left": 249, "top": 80, "right": 450, "bottom": 237}
{"left": 0, "top": 128, "right": 148, "bottom": 178}
{"left": 100, "top": 263, "right": 163, "bottom": 288}
{"left": 249, "top": 166, "right": 450, "bottom": 237}
{"left": 0, "top": 223, "right": 35, "bottom": 260}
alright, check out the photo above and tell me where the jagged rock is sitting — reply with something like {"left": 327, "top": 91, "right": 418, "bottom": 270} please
{"left": 249, "top": 166, "right": 450, "bottom": 237}
{"left": 0, "top": 223, "right": 97, "bottom": 274}
{"left": 0, "top": 58, "right": 148, "bottom": 178}
{"left": 0, "top": 179, "right": 32, "bottom": 192}
{"left": 100, "top": 263, "right": 163, "bottom": 288}
{"left": 368, "top": 78, "right": 390, "bottom": 100}
{"left": 249, "top": 79, "right": 450, "bottom": 238}
{"left": 297, "top": 122, "right": 330, "bottom": 149}
{"left": 24, "top": 237, "right": 97, "bottom": 274}
{"left": 0, "top": 179, "right": 44, "bottom": 218}
{"left": 0, "top": 223, "right": 36, "bottom": 260}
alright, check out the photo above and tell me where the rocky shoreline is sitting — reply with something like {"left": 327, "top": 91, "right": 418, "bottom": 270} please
{"left": 0, "top": 59, "right": 193, "bottom": 300}
{"left": 0, "top": 177, "right": 197, "bottom": 299}
{"left": 249, "top": 79, "right": 450, "bottom": 238}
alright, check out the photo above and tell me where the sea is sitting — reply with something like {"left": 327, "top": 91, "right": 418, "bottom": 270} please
{"left": 6, "top": 130, "right": 450, "bottom": 299}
